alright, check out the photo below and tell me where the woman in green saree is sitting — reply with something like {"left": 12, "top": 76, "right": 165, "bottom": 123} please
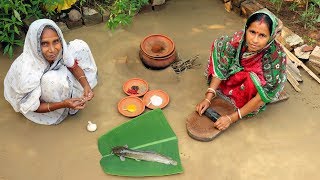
{"left": 196, "top": 9, "right": 287, "bottom": 131}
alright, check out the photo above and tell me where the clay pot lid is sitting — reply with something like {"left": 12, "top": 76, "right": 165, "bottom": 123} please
{"left": 143, "top": 89, "right": 170, "bottom": 109}
{"left": 140, "top": 34, "right": 175, "bottom": 58}
{"left": 123, "top": 78, "right": 149, "bottom": 97}
{"left": 140, "top": 49, "right": 177, "bottom": 60}
{"left": 118, "top": 96, "right": 145, "bottom": 117}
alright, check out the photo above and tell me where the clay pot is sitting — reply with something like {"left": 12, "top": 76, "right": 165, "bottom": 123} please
{"left": 139, "top": 34, "right": 177, "bottom": 69}
{"left": 139, "top": 49, "right": 177, "bottom": 70}
{"left": 140, "top": 34, "right": 175, "bottom": 58}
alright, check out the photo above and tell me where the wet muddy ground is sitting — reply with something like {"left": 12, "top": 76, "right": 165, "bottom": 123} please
{"left": 1, "top": 0, "right": 320, "bottom": 179}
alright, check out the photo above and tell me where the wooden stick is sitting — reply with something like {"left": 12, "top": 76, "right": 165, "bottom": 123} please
{"left": 286, "top": 69, "right": 301, "bottom": 92}
{"left": 282, "top": 45, "right": 320, "bottom": 84}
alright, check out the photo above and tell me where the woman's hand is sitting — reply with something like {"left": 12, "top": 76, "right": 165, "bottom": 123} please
{"left": 83, "top": 86, "right": 94, "bottom": 101}
{"left": 214, "top": 116, "right": 232, "bottom": 131}
{"left": 63, "top": 98, "right": 86, "bottom": 110}
{"left": 195, "top": 99, "right": 211, "bottom": 116}
{"left": 68, "top": 62, "right": 94, "bottom": 101}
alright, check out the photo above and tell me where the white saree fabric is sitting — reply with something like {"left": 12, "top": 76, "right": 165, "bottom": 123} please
{"left": 4, "top": 19, "right": 98, "bottom": 125}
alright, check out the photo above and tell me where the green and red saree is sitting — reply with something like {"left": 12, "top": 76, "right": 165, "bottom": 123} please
{"left": 206, "top": 9, "right": 287, "bottom": 111}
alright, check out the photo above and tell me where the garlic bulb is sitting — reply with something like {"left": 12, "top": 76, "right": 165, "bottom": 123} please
{"left": 87, "top": 121, "right": 97, "bottom": 132}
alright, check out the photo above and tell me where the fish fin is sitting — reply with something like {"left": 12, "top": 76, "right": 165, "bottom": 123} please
{"left": 124, "top": 144, "right": 128, "bottom": 148}
{"left": 171, "top": 161, "right": 178, "bottom": 166}
{"left": 135, "top": 159, "right": 141, "bottom": 161}
{"left": 120, "top": 156, "right": 125, "bottom": 161}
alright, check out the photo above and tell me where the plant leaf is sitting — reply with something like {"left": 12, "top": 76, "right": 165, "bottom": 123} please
{"left": 316, "top": 14, "right": 320, "bottom": 23}
{"left": 13, "top": 10, "right": 22, "bottom": 22}
{"left": 98, "top": 109, "right": 183, "bottom": 176}
{"left": 311, "top": 0, "right": 320, "bottom": 6}
{"left": 3, "top": 44, "right": 10, "bottom": 55}
{"left": 14, "top": 25, "right": 20, "bottom": 35}
{"left": 9, "top": 45, "right": 13, "bottom": 59}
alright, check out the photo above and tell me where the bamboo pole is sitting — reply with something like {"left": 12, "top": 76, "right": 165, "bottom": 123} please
{"left": 286, "top": 69, "right": 301, "bottom": 92}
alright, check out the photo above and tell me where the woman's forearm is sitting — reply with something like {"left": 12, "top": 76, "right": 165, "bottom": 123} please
{"left": 229, "top": 93, "right": 265, "bottom": 123}
{"left": 35, "top": 101, "right": 66, "bottom": 113}
{"left": 68, "top": 62, "right": 91, "bottom": 89}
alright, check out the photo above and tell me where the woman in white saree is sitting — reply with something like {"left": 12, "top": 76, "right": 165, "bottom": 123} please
{"left": 4, "top": 19, "right": 98, "bottom": 125}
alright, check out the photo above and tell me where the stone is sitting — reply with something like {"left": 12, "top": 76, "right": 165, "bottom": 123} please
{"left": 82, "top": 7, "right": 102, "bottom": 26}
{"left": 294, "top": 44, "right": 311, "bottom": 60}
{"left": 279, "top": 26, "right": 303, "bottom": 51}
{"left": 151, "top": 0, "right": 165, "bottom": 6}
{"left": 241, "top": 0, "right": 264, "bottom": 18}
{"left": 83, "top": 7, "right": 98, "bottom": 16}
{"left": 302, "top": 45, "right": 314, "bottom": 52}
{"left": 305, "top": 61, "right": 320, "bottom": 75}
{"left": 68, "top": 9, "right": 82, "bottom": 22}
{"left": 83, "top": 13, "right": 102, "bottom": 26}
{"left": 64, "top": 19, "right": 83, "bottom": 29}
{"left": 56, "top": 21, "right": 70, "bottom": 33}
{"left": 309, "top": 46, "right": 320, "bottom": 66}
{"left": 282, "top": 26, "right": 304, "bottom": 49}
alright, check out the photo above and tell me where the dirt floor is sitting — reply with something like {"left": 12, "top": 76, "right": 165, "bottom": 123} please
{"left": 1, "top": 0, "right": 320, "bottom": 180}
{"left": 256, "top": 0, "right": 320, "bottom": 46}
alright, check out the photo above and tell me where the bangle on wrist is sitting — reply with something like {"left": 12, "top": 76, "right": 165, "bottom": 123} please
{"left": 204, "top": 98, "right": 211, "bottom": 104}
{"left": 237, "top": 108, "right": 242, "bottom": 119}
{"left": 226, "top": 115, "right": 232, "bottom": 123}
{"left": 47, "top": 103, "right": 51, "bottom": 112}
{"left": 206, "top": 88, "right": 217, "bottom": 99}
{"left": 78, "top": 75, "right": 86, "bottom": 81}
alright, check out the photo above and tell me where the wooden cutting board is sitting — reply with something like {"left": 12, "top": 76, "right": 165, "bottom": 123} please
{"left": 186, "top": 96, "right": 235, "bottom": 141}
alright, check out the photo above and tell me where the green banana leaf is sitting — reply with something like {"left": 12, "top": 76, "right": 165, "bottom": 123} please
{"left": 98, "top": 109, "right": 184, "bottom": 177}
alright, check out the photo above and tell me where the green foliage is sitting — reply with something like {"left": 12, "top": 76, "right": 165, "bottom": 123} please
{"left": 311, "top": 0, "right": 320, "bottom": 6}
{"left": 75, "top": 0, "right": 110, "bottom": 17}
{"left": 0, "top": 0, "right": 60, "bottom": 59}
{"left": 303, "top": 35, "right": 318, "bottom": 46}
{"left": 301, "top": 3, "right": 319, "bottom": 29}
{"left": 270, "top": 0, "right": 284, "bottom": 13}
{"left": 289, "top": 1, "right": 299, "bottom": 11}
{"left": 107, "top": 0, "right": 149, "bottom": 30}
{"left": 270, "top": 0, "right": 319, "bottom": 30}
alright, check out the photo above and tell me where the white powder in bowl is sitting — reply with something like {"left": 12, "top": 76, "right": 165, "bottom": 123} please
{"left": 150, "top": 95, "right": 163, "bottom": 106}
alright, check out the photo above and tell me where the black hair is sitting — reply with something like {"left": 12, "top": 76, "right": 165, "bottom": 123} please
{"left": 246, "top": 13, "right": 273, "bottom": 36}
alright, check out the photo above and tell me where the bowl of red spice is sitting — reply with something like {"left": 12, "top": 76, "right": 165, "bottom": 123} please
{"left": 123, "top": 78, "right": 149, "bottom": 97}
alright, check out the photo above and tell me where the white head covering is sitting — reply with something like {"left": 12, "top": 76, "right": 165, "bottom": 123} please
{"left": 4, "top": 19, "right": 75, "bottom": 114}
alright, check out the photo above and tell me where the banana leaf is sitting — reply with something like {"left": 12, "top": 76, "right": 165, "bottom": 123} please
{"left": 98, "top": 109, "right": 183, "bottom": 177}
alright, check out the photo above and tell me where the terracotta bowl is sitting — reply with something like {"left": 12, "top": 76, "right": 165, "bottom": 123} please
{"left": 123, "top": 78, "right": 149, "bottom": 97}
{"left": 139, "top": 50, "right": 177, "bottom": 70}
{"left": 118, "top": 96, "right": 145, "bottom": 117}
{"left": 140, "top": 34, "right": 175, "bottom": 58}
{"left": 143, "top": 89, "right": 170, "bottom": 109}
